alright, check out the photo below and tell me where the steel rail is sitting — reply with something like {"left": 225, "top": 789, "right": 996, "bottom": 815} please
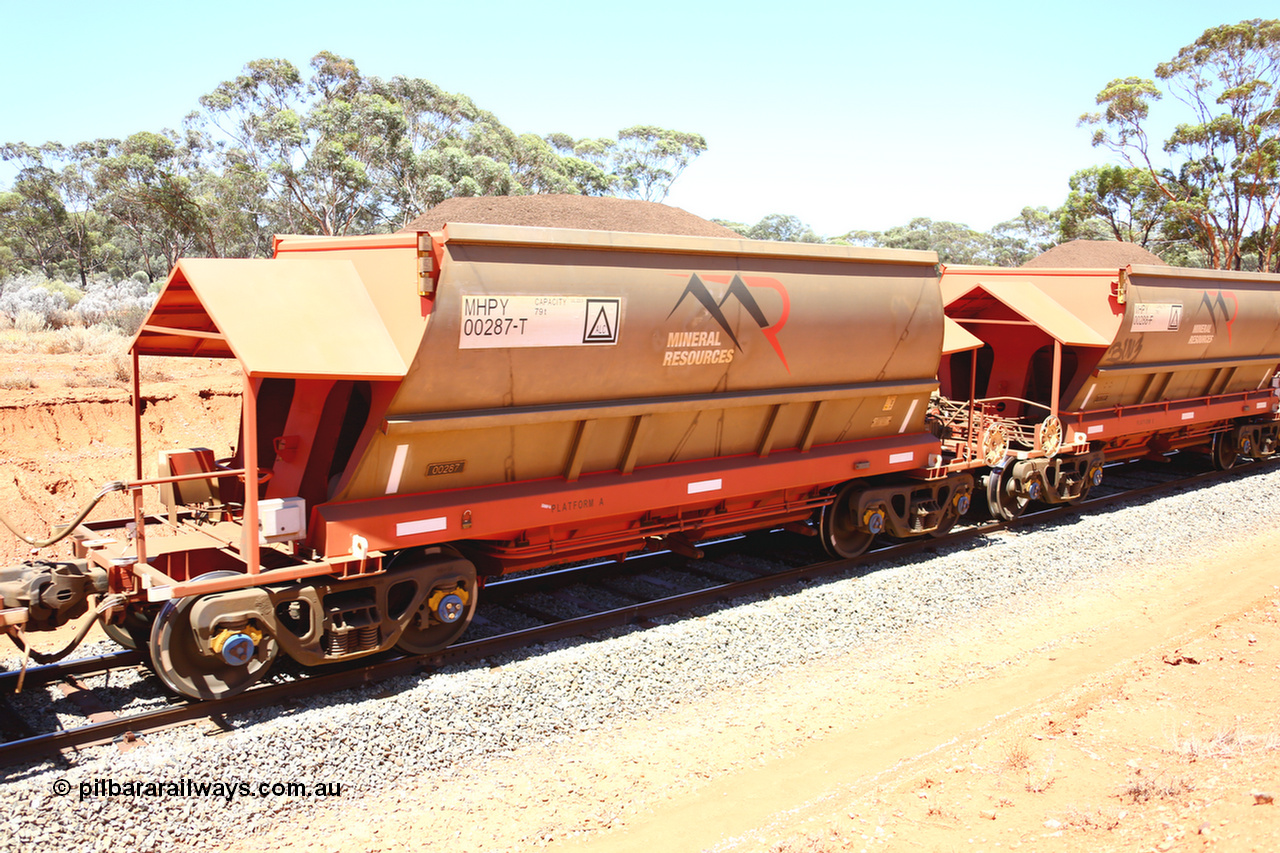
{"left": 1, "top": 458, "right": 1268, "bottom": 769}
{"left": 0, "top": 651, "right": 144, "bottom": 694}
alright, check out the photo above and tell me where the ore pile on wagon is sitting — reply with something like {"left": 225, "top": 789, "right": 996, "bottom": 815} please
{"left": 2, "top": 211, "right": 1280, "bottom": 703}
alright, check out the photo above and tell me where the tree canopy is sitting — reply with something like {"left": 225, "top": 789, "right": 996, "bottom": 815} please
{"left": 8, "top": 24, "right": 1280, "bottom": 285}
{"left": 1080, "top": 19, "right": 1280, "bottom": 271}
{"left": 0, "top": 52, "right": 707, "bottom": 280}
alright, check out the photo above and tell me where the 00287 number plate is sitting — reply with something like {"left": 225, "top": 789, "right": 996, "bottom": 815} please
{"left": 459, "top": 295, "right": 622, "bottom": 348}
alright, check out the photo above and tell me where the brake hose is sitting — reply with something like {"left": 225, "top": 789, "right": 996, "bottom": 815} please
{"left": 0, "top": 480, "right": 127, "bottom": 548}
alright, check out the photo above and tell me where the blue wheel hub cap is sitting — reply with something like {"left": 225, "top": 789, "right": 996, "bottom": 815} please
{"left": 221, "top": 633, "right": 256, "bottom": 666}
{"left": 435, "top": 593, "right": 465, "bottom": 623}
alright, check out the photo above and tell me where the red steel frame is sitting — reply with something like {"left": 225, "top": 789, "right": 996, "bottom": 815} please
{"left": 92, "top": 348, "right": 949, "bottom": 606}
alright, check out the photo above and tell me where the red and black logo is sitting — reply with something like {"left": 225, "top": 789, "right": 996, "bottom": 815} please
{"left": 1200, "top": 290, "right": 1238, "bottom": 342}
{"left": 667, "top": 274, "right": 791, "bottom": 370}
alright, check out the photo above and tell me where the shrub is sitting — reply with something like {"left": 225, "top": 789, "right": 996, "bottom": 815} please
{"left": 1, "top": 280, "right": 69, "bottom": 327}
{"left": 0, "top": 273, "right": 157, "bottom": 334}
{"left": 14, "top": 310, "right": 48, "bottom": 333}
{"left": 76, "top": 278, "right": 156, "bottom": 332}
{"left": 37, "top": 279, "right": 83, "bottom": 308}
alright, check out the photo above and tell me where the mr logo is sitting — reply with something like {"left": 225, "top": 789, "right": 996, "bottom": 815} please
{"left": 666, "top": 274, "right": 791, "bottom": 371}
{"left": 1199, "top": 291, "right": 1238, "bottom": 343}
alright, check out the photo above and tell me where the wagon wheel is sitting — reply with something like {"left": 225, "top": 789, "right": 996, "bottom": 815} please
{"left": 1212, "top": 432, "right": 1238, "bottom": 471}
{"left": 1038, "top": 416, "right": 1063, "bottom": 458}
{"left": 391, "top": 549, "right": 479, "bottom": 655}
{"left": 148, "top": 571, "right": 277, "bottom": 700}
{"left": 819, "top": 482, "right": 876, "bottom": 559}
{"left": 984, "top": 464, "right": 1029, "bottom": 521}
{"left": 100, "top": 610, "right": 154, "bottom": 651}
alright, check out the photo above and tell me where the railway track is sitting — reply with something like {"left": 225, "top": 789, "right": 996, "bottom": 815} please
{"left": 0, "top": 456, "right": 1265, "bottom": 769}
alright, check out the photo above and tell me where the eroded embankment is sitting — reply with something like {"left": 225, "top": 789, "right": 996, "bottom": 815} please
{"left": 0, "top": 385, "right": 240, "bottom": 563}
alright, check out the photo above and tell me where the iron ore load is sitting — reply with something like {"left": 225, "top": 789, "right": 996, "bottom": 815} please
{"left": 3, "top": 215, "right": 1280, "bottom": 702}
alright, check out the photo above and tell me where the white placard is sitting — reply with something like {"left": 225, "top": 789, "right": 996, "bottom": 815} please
{"left": 459, "top": 294, "right": 622, "bottom": 349}
{"left": 1130, "top": 302, "right": 1182, "bottom": 332}
{"left": 687, "top": 478, "right": 722, "bottom": 494}
{"left": 396, "top": 517, "right": 448, "bottom": 537}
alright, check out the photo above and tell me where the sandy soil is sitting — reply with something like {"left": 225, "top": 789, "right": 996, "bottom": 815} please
{"left": 4, "top": 353, "right": 1279, "bottom": 852}
{"left": 0, "top": 349, "right": 240, "bottom": 564}
{"left": 211, "top": 531, "right": 1276, "bottom": 853}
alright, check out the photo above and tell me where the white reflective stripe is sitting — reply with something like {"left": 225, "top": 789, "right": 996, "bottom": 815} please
{"left": 1258, "top": 401, "right": 1269, "bottom": 410}
{"left": 1080, "top": 383, "right": 1095, "bottom": 409}
{"left": 1181, "top": 411, "right": 1195, "bottom": 421}
{"left": 396, "top": 517, "right": 448, "bottom": 537}
{"left": 898, "top": 398, "right": 919, "bottom": 434}
{"left": 1087, "top": 425, "right": 1104, "bottom": 435}
{"left": 687, "top": 478, "right": 722, "bottom": 494}
{"left": 386, "top": 444, "right": 409, "bottom": 495}
{"left": 888, "top": 451, "right": 914, "bottom": 465}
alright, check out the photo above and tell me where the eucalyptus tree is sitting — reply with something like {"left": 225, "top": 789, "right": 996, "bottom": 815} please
{"left": 1081, "top": 19, "right": 1280, "bottom": 271}
{"left": 0, "top": 141, "right": 118, "bottom": 285}
{"left": 544, "top": 134, "right": 617, "bottom": 196}
{"left": 87, "top": 131, "right": 214, "bottom": 278}
{"left": 611, "top": 126, "right": 707, "bottom": 202}
{"left": 744, "top": 213, "right": 823, "bottom": 243}
{"left": 843, "top": 218, "right": 993, "bottom": 266}
{"left": 1059, "top": 165, "right": 1172, "bottom": 248}
{"left": 986, "top": 206, "right": 1059, "bottom": 266}
{"left": 193, "top": 52, "right": 405, "bottom": 236}
{"left": 0, "top": 146, "right": 68, "bottom": 278}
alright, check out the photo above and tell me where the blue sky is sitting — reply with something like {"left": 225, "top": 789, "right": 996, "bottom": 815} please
{"left": 1, "top": 1, "right": 1274, "bottom": 237}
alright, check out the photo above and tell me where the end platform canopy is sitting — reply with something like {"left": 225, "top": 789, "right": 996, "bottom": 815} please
{"left": 941, "top": 263, "right": 1280, "bottom": 351}
{"left": 131, "top": 257, "right": 408, "bottom": 380}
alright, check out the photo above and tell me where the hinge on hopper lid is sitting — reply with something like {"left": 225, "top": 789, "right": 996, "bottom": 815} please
{"left": 417, "top": 233, "right": 440, "bottom": 297}
{"left": 1111, "top": 268, "right": 1129, "bottom": 304}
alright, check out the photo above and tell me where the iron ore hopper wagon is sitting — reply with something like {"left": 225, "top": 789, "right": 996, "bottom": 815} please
{"left": 2, "top": 225, "right": 980, "bottom": 700}
{"left": 938, "top": 263, "right": 1280, "bottom": 519}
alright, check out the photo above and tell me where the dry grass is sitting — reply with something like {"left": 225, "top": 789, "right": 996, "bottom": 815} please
{"left": 1120, "top": 772, "right": 1194, "bottom": 803}
{"left": 1025, "top": 770, "right": 1057, "bottom": 793}
{"left": 1001, "top": 735, "right": 1032, "bottom": 772}
{"left": 1060, "top": 805, "right": 1122, "bottom": 831}
{"left": 0, "top": 372, "right": 36, "bottom": 390}
{"left": 1174, "top": 725, "right": 1280, "bottom": 762}
{"left": 62, "top": 375, "right": 115, "bottom": 389}
{"left": 0, "top": 326, "right": 128, "bottom": 356}
{"left": 110, "top": 353, "right": 132, "bottom": 383}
